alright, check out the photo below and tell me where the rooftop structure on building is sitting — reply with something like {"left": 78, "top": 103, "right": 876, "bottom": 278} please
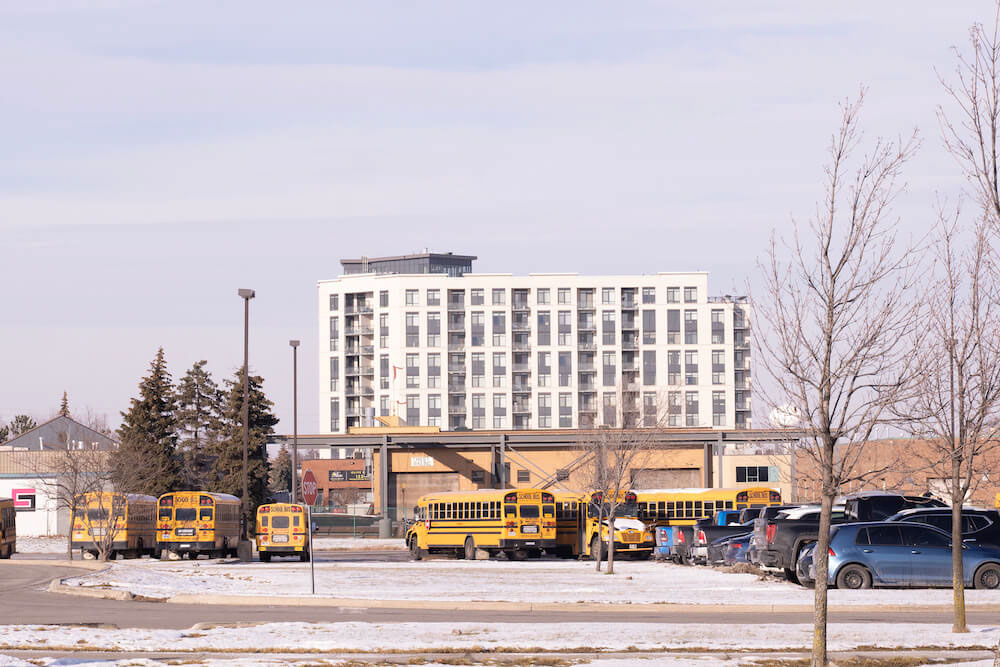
{"left": 319, "top": 252, "right": 752, "bottom": 435}
{"left": 0, "top": 415, "right": 118, "bottom": 452}
{"left": 340, "top": 251, "right": 478, "bottom": 278}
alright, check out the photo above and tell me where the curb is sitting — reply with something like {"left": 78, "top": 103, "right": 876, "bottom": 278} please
{"left": 1, "top": 558, "right": 108, "bottom": 570}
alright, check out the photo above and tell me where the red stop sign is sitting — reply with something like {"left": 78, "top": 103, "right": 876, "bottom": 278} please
{"left": 301, "top": 470, "right": 318, "bottom": 506}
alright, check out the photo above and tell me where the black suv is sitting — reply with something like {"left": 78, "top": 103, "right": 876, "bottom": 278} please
{"left": 843, "top": 492, "right": 946, "bottom": 521}
{"left": 887, "top": 508, "right": 1000, "bottom": 548}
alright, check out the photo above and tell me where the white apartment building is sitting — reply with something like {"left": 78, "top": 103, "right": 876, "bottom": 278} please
{"left": 318, "top": 253, "right": 751, "bottom": 434}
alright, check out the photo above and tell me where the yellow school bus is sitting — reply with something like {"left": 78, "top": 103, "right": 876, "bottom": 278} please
{"left": 72, "top": 492, "right": 156, "bottom": 559}
{"left": 635, "top": 487, "right": 782, "bottom": 527}
{"left": 551, "top": 489, "right": 653, "bottom": 559}
{"left": 0, "top": 498, "right": 14, "bottom": 559}
{"left": 995, "top": 492, "right": 1000, "bottom": 511}
{"left": 157, "top": 492, "right": 241, "bottom": 559}
{"left": 256, "top": 503, "right": 309, "bottom": 562}
{"left": 406, "top": 488, "right": 556, "bottom": 560}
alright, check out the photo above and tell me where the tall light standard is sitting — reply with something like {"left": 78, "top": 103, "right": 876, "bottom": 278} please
{"left": 289, "top": 339, "right": 300, "bottom": 504}
{"left": 237, "top": 288, "right": 255, "bottom": 560}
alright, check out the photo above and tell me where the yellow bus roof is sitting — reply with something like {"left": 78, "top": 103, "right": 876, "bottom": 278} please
{"left": 159, "top": 491, "right": 240, "bottom": 502}
{"left": 416, "top": 488, "right": 553, "bottom": 503}
{"left": 257, "top": 503, "right": 305, "bottom": 513}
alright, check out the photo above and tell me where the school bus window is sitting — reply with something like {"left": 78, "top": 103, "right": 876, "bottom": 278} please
{"left": 542, "top": 504, "right": 554, "bottom": 518}
{"left": 521, "top": 505, "right": 540, "bottom": 519}
{"left": 725, "top": 501, "right": 734, "bottom": 509}
{"left": 704, "top": 502, "right": 714, "bottom": 515}
{"left": 504, "top": 504, "right": 516, "bottom": 517}
{"left": 293, "top": 515, "right": 300, "bottom": 527}
{"left": 272, "top": 516, "right": 290, "bottom": 529}
{"left": 200, "top": 508, "right": 213, "bottom": 521}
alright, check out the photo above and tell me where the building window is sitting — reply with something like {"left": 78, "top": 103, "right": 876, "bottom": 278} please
{"left": 602, "top": 392, "right": 617, "bottom": 427}
{"left": 642, "top": 310, "right": 656, "bottom": 344}
{"left": 685, "top": 350, "right": 698, "bottom": 385}
{"left": 493, "top": 415, "right": 506, "bottom": 429}
{"left": 712, "top": 390, "right": 726, "bottom": 426}
{"left": 668, "top": 350, "right": 680, "bottom": 385}
{"left": 643, "top": 392, "right": 657, "bottom": 426}
{"left": 684, "top": 310, "right": 698, "bottom": 344}
{"left": 472, "top": 415, "right": 485, "bottom": 429}
{"left": 667, "top": 309, "right": 680, "bottom": 344}
{"left": 712, "top": 350, "right": 725, "bottom": 385}
{"left": 329, "top": 317, "right": 339, "bottom": 352}
{"left": 538, "top": 415, "right": 551, "bottom": 427}
{"left": 427, "top": 312, "right": 441, "bottom": 347}
{"left": 427, "top": 353, "right": 441, "bottom": 388}
{"left": 406, "top": 312, "right": 420, "bottom": 347}
{"left": 493, "top": 394, "right": 506, "bottom": 411}
{"left": 602, "top": 351, "right": 616, "bottom": 387}
{"left": 427, "top": 289, "right": 441, "bottom": 306}
{"left": 492, "top": 311, "right": 506, "bottom": 347}
{"left": 685, "top": 391, "right": 699, "bottom": 426}
{"left": 666, "top": 287, "right": 680, "bottom": 304}
{"left": 517, "top": 469, "right": 531, "bottom": 483}
{"left": 471, "top": 288, "right": 484, "bottom": 306}
{"left": 602, "top": 287, "right": 615, "bottom": 304}
{"left": 471, "top": 311, "right": 485, "bottom": 347}
{"left": 380, "top": 290, "right": 389, "bottom": 308}
{"left": 493, "top": 374, "right": 506, "bottom": 388}
{"left": 330, "top": 398, "right": 340, "bottom": 432}
{"left": 406, "top": 394, "right": 419, "bottom": 426}
{"left": 642, "top": 287, "right": 655, "bottom": 304}
{"left": 736, "top": 466, "right": 777, "bottom": 483}
{"left": 602, "top": 310, "right": 616, "bottom": 345}
{"left": 379, "top": 312, "right": 389, "bottom": 348}
{"left": 429, "top": 394, "right": 442, "bottom": 411}
{"left": 557, "top": 310, "right": 572, "bottom": 346}
{"left": 668, "top": 391, "right": 681, "bottom": 427}
{"left": 405, "top": 289, "right": 419, "bottom": 306}
{"left": 537, "top": 288, "right": 550, "bottom": 305}
{"left": 330, "top": 357, "right": 339, "bottom": 391}
{"left": 711, "top": 309, "right": 725, "bottom": 344}
{"left": 380, "top": 395, "right": 390, "bottom": 416}
{"left": 406, "top": 353, "right": 420, "bottom": 388}
{"left": 492, "top": 288, "right": 506, "bottom": 305}
{"left": 380, "top": 354, "right": 389, "bottom": 389}
{"left": 684, "top": 287, "right": 697, "bottom": 303}
{"left": 329, "top": 294, "right": 339, "bottom": 311}
{"left": 557, "top": 288, "right": 570, "bottom": 305}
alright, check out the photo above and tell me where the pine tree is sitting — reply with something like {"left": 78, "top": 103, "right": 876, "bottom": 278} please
{"left": 0, "top": 424, "right": 9, "bottom": 442}
{"left": 59, "top": 392, "right": 70, "bottom": 417}
{"left": 174, "top": 361, "right": 223, "bottom": 488}
{"left": 208, "top": 371, "right": 278, "bottom": 528}
{"left": 268, "top": 445, "right": 292, "bottom": 497}
{"left": 8, "top": 415, "right": 37, "bottom": 437}
{"left": 115, "top": 348, "right": 180, "bottom": 496}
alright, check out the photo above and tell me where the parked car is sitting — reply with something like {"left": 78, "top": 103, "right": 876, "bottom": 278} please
{"left": 796, "top": 542, "right": 816, "bottom": 585}
{"left": 724, "top": 532, "right": 753, "bottom": 565}
{"left": 886, "top": 508, "right": 1000, "bottom": 548}
{"left": 746, "top": 505, "right": 801, "bottom": 565}
{"left": 695, "top": 521, "right": 755, "bottom": 564}
{"left": 739, "top": 507, "right": 764, "bottom": 524}
{"left": 810, "top": 522, "right": 1000, "bottom": 589}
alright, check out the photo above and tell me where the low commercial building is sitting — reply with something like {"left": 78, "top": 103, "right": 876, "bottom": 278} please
{"left": 301, "top": 457, "right": 373, "bottom": 512}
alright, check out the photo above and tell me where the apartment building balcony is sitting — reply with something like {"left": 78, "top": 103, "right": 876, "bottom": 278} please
{"left": 622, "top": 383, "right": 640, "bottom": 393}
{"left": 512, "top": 403, "right": 532, "bottom": 414}
{"left": 448, "top": 383, "right": 466, "bottom": 394}
{"left": 621, "top": 363, "right": 639, "bottom": 372}
{"left": 361, "top": 345, "right": 375, "bottom": 355}
{"left": 578, "top": 380, "right": 596, "bottom": 391}
{"left": 345, "top": 305, "right": 373, "bottom": 314}
{"left": 512, "top": 341, "right": 531, "bottom": 352}
{"left": 448, "top": 404, "right": 467, "bottom": 414}
{"left": 360, "top": 366, "right": 374, "bottom": 376}
{"left": 345, "top": 408, "right": 364, "bottom": 417}
{"left": 578, "top": 406, "right": 597, "bottom": 414}
{"left": 447, "top": 301, "right": 465, "bottom": 311}
{"left": 448, "top": 343, "right": 465, "bottom": 352}
{"left": 345, "top": 386, "right": 375, "bottom": 398}
{"left": 448, "top": 363, "right": 466, "bottom": 372}
{"left": 447, "top": 322, "right": 465, "bottom": 332}
{"left": 622, "top": 339, "right": 638, "bottom": 350}
{"left": 620, "top": 300, "right": 638, "bottom": 310}
{"left": 512, "top": 364, "right": 532, "bottom": 373}
{"left": 512, "top": 322, "right": 531, "bottom": 332}
{"left": 577, "top": 342, "right": 596, "bottom": 351}
{"left": 512, "top": 383, "right": 532, "bottom": 393}
{"left": 578, "top": 366, "right": 596, "bottom": 374}
{"left": 345, "top": 346, "right": 361, "bottom": 356}
{"left": 512, "top": 302, "right": 531, "bottom": 312}
{"left": 578, "top": 324, "right": 596, "bottom": 333}
{"left": 621, "top": 321, "right": 638, "bottom": 331}
{"left": 345, "top": 366, "right": 361, "bottom": 376}
{"left": 577, "top": 301, "right": 595, "bottom": 310}
{"left": 345, "top": 327, "right": 374, "bottom": 336}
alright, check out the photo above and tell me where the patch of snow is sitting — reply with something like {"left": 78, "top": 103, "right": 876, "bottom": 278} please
{"left": 0, "top": 622, "right": 996, "bottom": 654}
{"left": 311, "top": 537, "right": 405, "bottom": 550}
{"left": 64, "top": 558, "right": 1000, "bottom": 607}
{"left": 12, "top": 536, "right": 66, "bottom": 553}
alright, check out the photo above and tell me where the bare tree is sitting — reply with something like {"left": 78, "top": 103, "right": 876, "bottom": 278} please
{"left": 576, "top": 393, "right": 657, "bottom": 575}
{"left": 756, "top": 91, "right": 920, "bottom": 666}
{"left": 43, "top": 447, "right": 108, "bottom": 560}
{"left": 939, "top": 3, "right": 1000, "bottom": 224}
{"left": 896, "top": 211, "right": 1000, "bottom": 632}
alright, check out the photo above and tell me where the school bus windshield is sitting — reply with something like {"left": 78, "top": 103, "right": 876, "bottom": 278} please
{"left": 590, "top": 502, "right": 639, "bottom": 519}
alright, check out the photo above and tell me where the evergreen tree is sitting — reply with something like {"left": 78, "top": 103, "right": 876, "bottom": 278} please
{"left": 115, "top": 348, "right": 180, "bottom": 496}
{"left": 174, "top": 361, "right": 223, "bottom": 488}
{"left": 8, "top": 415, "right": 37, "bottom": 437}
{"left": 268, "top": 445, "right": 292, "bottom": 497}
{"left": 0, "top": 424, "right": 8, "bottom": 442}
{"left": 209, "top": 371, "right": 278, "bottom": 529}
{"left": 59, "top": 392, "right": 70, "bottom": 417}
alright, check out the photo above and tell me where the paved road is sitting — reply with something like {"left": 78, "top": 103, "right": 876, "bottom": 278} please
{"left": 3, "top": 562, "right": 999, "bottom": 629}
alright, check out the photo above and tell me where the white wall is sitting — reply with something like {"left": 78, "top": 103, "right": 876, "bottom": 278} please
{"left": 0, "top": 477, "right": 64, "bottom": 536}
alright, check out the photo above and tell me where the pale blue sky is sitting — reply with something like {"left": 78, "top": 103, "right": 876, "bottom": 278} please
{"left": 0, "top": 1, "right": 987, "bottom": 433}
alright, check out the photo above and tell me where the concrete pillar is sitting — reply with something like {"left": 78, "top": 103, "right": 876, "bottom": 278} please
{"left": 703, "top": 441, "right": 713, "bottom": 488}
{"left": 716, "top": 434, "right": 724, "bottom": 488}
{"left": 499, "top": 435, "right": 507, "bottom": 488}
{"left": 379, "top": 437, "right": 391, "bottom": 538}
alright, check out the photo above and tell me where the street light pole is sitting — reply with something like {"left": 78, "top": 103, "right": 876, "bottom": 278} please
{"left": 289, "top": 339, "right": 300, "bottom": 504}
{"left": 237, "top": 288, "right": 255, "bottom": 561}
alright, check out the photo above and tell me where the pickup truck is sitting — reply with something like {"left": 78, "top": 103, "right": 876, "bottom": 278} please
{"left": 691, "top": 513, "right": 757, "bottom": 565}
{"left": 752, "top": 505, "right": 848, "bottom": 580}
{"left": 654, "top": 511, "right": 742, "bottom": 564}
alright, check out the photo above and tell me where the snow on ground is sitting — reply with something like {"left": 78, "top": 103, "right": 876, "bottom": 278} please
{"left": 0, "top": 621, "right": 997, "bottom": 654}
{"left": 0, "top": 656, "right": 743, "bottom": 667}
{"left": 65, "top": 558, "right": 1000, "bottom": 606}
{"left": 12, "top": 536, "right": 66, "bottom": 554}
{"left": 311, "top": 536, "right": 405, "bottom": 550}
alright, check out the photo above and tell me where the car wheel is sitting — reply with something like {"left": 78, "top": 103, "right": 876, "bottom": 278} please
{"left": 784, "top": 567, "right": 799, "bottom": 585}
{"left": 835, "top": 564, "right": 872, "bottom": 590}
{"left": 973, "top": 563, "right": 1000, "bottom": 589}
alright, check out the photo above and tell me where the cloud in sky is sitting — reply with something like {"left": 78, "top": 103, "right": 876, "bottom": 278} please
{"left": 0, "top": 1, "right": 987, "bottom": 429}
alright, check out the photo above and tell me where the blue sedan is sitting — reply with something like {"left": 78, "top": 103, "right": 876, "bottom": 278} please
{"left": 811, "top": 522, "right": 1000, "bottom": 589}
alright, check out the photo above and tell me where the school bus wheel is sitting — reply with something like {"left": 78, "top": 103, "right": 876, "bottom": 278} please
{"left": 463, "top": 537, "right": 477, "bottom": 561}
{"left": 260, "top": 551, "right": 271, "bottom": 562}
{"left": 408, "top": 538, "right": 424, "bottom": 561}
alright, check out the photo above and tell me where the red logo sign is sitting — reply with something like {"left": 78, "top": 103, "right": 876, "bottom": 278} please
{"left": 301, "top": 470, "right": 319, "bottom": 506}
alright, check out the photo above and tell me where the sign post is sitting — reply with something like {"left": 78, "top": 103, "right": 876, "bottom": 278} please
{"left": 301, "top": 470, "right": 319, "bottom": 595}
